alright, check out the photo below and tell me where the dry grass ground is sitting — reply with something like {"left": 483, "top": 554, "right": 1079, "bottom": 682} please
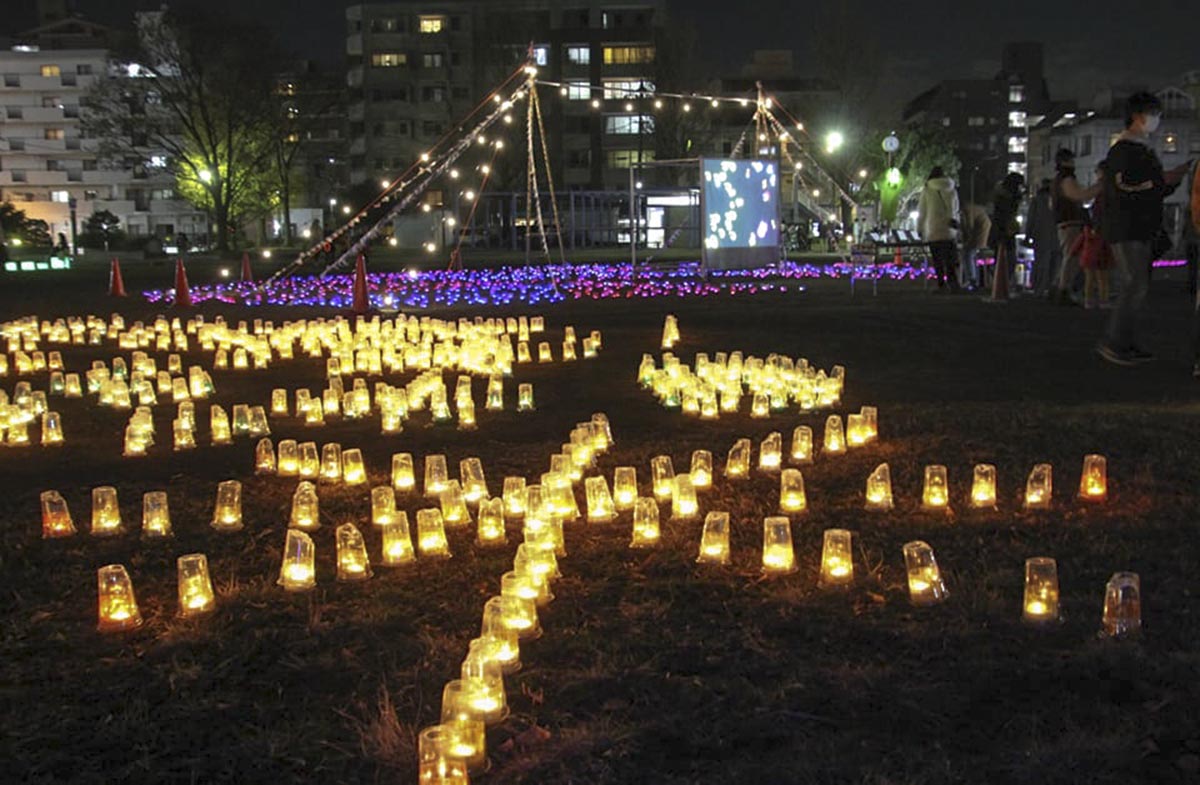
{"left": 2, "top": 261, "right": 1199, "bottom": 784}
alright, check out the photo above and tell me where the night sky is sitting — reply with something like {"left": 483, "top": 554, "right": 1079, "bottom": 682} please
{"left": 3, "top": 0, "right": 1194, "bottom": 112}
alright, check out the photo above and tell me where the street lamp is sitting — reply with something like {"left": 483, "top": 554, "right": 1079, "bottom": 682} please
{"left": 824, "top": 130, "right": 844, "bottom": 155}
{"left": 199, "top": 169, "right": 213, "bottom": 184}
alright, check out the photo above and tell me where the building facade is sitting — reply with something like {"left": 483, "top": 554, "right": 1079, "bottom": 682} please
{"left": 345, "top": 0, "right": 666, "bottom": 192}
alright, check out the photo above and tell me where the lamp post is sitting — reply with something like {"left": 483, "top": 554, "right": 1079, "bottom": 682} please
{"left": 67, "top": 196, "right": 77, "bottom": 257}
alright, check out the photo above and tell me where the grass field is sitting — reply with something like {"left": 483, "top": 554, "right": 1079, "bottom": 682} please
{"left": 2, "top": 262, "right": 1199, "bottom": 785}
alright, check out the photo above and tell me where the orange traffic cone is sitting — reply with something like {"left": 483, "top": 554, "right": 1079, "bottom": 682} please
{"left": 351, "top": 254, "right": 369, "bottom": 314}
{"left": 109, "top": 258, "right": 127, "bottom": 297}
{"left": 174, "top": 258, "right": 192, "bottom": 307}
{"left": 240, "top": 252, "right": 253, "bottom": 283}
{"left": 893, "top": 246, "right": 903, "bottom": 267}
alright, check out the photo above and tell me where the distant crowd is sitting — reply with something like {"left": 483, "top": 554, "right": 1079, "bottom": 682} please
{"left": 916, "top": 92, "right": 1200, "bottom": 374}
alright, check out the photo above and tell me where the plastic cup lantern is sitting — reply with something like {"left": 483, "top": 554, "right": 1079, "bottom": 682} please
{"left": 823, "top": 415, "right": 846, "bottom": 455}
{"left": 690, "top": 450, "right": 713, "bottom": 490}
{"left": 671, "top": 474, "right": 699, "bottom": 520}
{"left": 517, "top": 383, "right": 534, "bottom": 411}
{"left": 514, "top": 542, "right": 559, "bottom": 581}
{"left": 91, "top": 486, "right": 122, "bottom": 537}
{"left": 460, "top": 647, "right": 510, "bottom": 723}
{"left": 619, "top": 496, "right": 657, "bottom": 548}
{"left": 392, "top": 452, "right": 416, "bottom": 492}
{"left": 1022, "top": 557, "right": 1060, "bottom": 624}
{"left": 342, "top": 448, "right": 367, "bottom": 485}
{"left": 696, "top": 511, "right": 731, "bottom": 564}
{"left": 255, "top": 437, "right": 277, "bottom": 475}
{"left": 477, "top": 498, "right": 507, "bottom": 546}
{"left": 417, "top": 725, "right": 470, "bottom": 785}
{"left": 1100, "top": 572, "right": 1141, "bottom": 638}
{"left": 277, "top": 439, "right": 299, "bottom": 476}
{"left": 650, "top": 455, "right": 675, "bottom": 501}
{"left": 846, "top": 413, "right": 869, "bottom": 448}
{"left": 502, "top": 476, "right": 526, "bottom": 517}
{"left": 537, "top": 342, "right": 552, "bottom": 363}
{"left": 864, "top": 463, "right": 894, "bottom": 511}
{"left": 903, "top": 540, "right": 949, "bottom": 606}
{"left": 440, "top": 480, "right": 471, "bottom": 527}
{"left": 319, "top": 442, "right": 343, "bottom": 483}
{"left": 380, "top": 512, "right": 416, "bottom": 566}
{"left": 336, "top": 523, "right": 372, "bottom": 581}
{"left": 177, "top": 553, "right": 216, "bottom": 617}
{"left": 270, "top": 388, "right": 288, "bottom": 417}
{"left": 1024, "top": 463, "right": 1053, "bottom": 510}
{"left": 97, "top": 564, "right": 144, "bottom": 632}
{"left": 1078, "top": 454, "right": 1107, "bottom": 502}
{"left": 40, "top": 490, "right": 76, "bottom": 538}
{"left": 921, "top": 465, "right": 950, "bottom": 511}
{"left": 290, "top": 481, "right": 320, "bottom": 530}
{"left": 424, "top": 454, "right": 449, "bottom": 497}
{"left": 819, "top": 528, "right": 854, "bottom": 589}
{"left": 41, "top": 411, "right": 64, "bottom": 445}
{"left": 210, "top": 405, "right": 232, "bottom": 445}
{"left": 439, "top": 680, "right": 488, "bottom": 772}
{"left": 298, "top": 441, "right": 319, "bottom": 479}
{"left": 860, "top": 405, "right": 878, "bottom": 442}
{"left": 758, "top": 431, "right": 783, "bottom": 472}
{"left": 484, "top": 594, "right": 539, "bottom": 640}
{"left": 501, "top": 569, "right": 550, "bottom": 607}
{"left": 417, "top": 508, "right": 452, "bottom": 558}
{"left": 459, "top": 457, "right": 488, "bottom": 504}
{"left": 371, "top": 485, "right": 396, "bottom": 525}
{"left": 790, "top": 425, "right": 813, "bottom": 465}
{"left": 761, "top": 516, "right": 798, "bottom": 575}
{"left": 585, "top": 476, "right": 617, "bottom": 523}
{"left": 779, "top": 468, "right": 808, "bottom": 514}
{"left": 661, "top": 314, "right": 680, "bottom": 348}
{"left": 210, "top": 480, "right": 243, "bottom": 531}
{"left": 725, "top": 438, "right": 751, "bottom": 479}
{"left": 969, "top": 464, "right": 998, "bottom": 509}
{"left": 135, "top": 490, "right": 172, "bottom": 538}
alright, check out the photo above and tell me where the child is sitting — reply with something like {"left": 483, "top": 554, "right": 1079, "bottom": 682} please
{"left": 1070, "top": 162, "right": 1112, "bottom": 309}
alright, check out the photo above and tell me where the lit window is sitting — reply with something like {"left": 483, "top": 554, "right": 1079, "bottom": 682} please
{"left": 1007, "top": 161, "right": 1027, "bottom": 176}
{"left": 603, "top": 79, "right": 654, "bottom": 99}
{"left": 419, "top": 15, "right": 445, "bottom": 33}
{"left": 566, "top": 81, "right": 590, "bottom": 100}
{"left": 1007, "top": 136, "right": 1027, "bottom": 154}
{"left": 603, "top": 46, "right": 655, "bottom": 65}
{"left": 533, "top": 45, "right": 549, "bottom": 66}
{"left": 1008, "top": 110, "right": 1027, "bottom": 128}
{"left": 605, "top": 114, "right": 654, "bottom": 135}
{"left": 148, "top": 155, "right": 167, "bottom": 168}
{"left": 41, "top": 64, "right": 61, "bottom": 77}
{"left": 51, "top": 190, "right": 70, "bottom": 203}
{"left": 422, "top": 53, "right": 444, "bottom": 69}
{"left": 1163, "top": 133, "right": 1178, "bottom": 153}
{"left": 566, "top": 45, "right": 590, "bottom": 65}
{"left": 45, "top": 128, "right": 65, "bottom": 140}
{"left": 371, "top": 52, "right": 408, "bottom": 67}
{"left": 606, "top": 149, "right": 655, "bottom": 168}
{"left": 1009, "top": 85, "right": 1025, "bottom": 103}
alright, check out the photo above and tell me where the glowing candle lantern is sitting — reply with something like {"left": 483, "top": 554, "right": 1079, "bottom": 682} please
{"left": 1022, "top": 557, "right": 1060, "bottom": 623}
{"left": 750, "top": 393, "right": 770, "bottom": 419}
{"left": 819, "top": 529, "right": 855, "bottom": 588}
{"left": 547, "top": 482, "right": 580, "bottom": 521}
{"left": 502, "top": 476, "right": 526, "bottom": 517}
{"left": 865, "top": 463, "right": 894, "bottom": 511}
{"left": 172, "top": 419, "right": 195, "bottom": 451}
{"left": 1078, "top": 454, "right": 1107, "bottom": 502}
{"left": 471, "top": 630, "right": 520, "bottom": 678}
{"left": 661, "top": 314, "right": 680, "bottom": 348}
{"left": 270, "top": 388, "right": 289, "bottom": 417}
{"left": 903, "top": 540, "right": 949, "bottom": 606}
{"left": 248, "top": 406, "right": 270, "bottom": 437}
{"left": 514, "top": 542, "right": 560, "bottom": 581}
{"left": 517, "top": 382, "right": 534, "bottom": 412}
{"left": 649, "top": 455, "right": 675, "bottom": 501}
{"left": 255, "top": 438, "right": 276, "bottom": 475}
{"left": 290, "top": 481, "right": 320, "bottom": 530}
{"left": 460, "top": 650, "right": 510, "bottom": 724}
{"left": 335, "top": 523, "right": 372, "bottom": 581}
{"left": 631, "top": 496, "right": 661, "bottom": 547}
{"left": 97, "top": 564, "right": 144, "bottom": 632}
{"left": 295, "top": 388, "right": 312, "bottom": 415}
{"left": 122, "top": 424, "right": 147, "bottom": 457}
{"left": 371, "top": 486, "right": 396, "bottom": 525}
{"left": 381, "top": 512, "right": 416, "bottom": 565}
{"left": 1024, "top": 463, "right": 1053, "bottom": 510}
{"left": 672, "top": 474, "right": 699, "bottom": 520}
{"left": 440, "top": 481, "right": 471, "bottom": 527}
{"left": 41, "top": 411, "right": 64, "bottom": 446}
{"left": 271, "top": 440, "right": 297, "bottom": 477}
{"left": 501, "top": 569, "right": 549, "bottom": 607}
{"left": 690, "top": 450, "right": 713, "bottom": 490}
{"left": 823, "top": 415, "right": 846, "bottom": 455}
{"left": 176, "top": 553, "right": 216, "bottom": 617}
{"left": 921, "top": 465, "right": 950, "bottom": 511}
{"left": 1100, "top": 571, "right": 1141, "bottom": 638}
{"left": 141, "top": 491, "right": 172, "bottom": 538}
{"left": 516, "top": 341, "right": 532, "bottom": 364}
{"left": 417, "top": 508, "right": 452, "bottom": 557}
{"left": 298, "top": 442, "right": 319, "bottom": 479}
{"left": 440, "top": 681, "right": 488, "bottom": 772}
{"left": 846, "top": 413, "right": 869, "bottom": 448}
{"left": 485, "top": 377, "right": 504, "bottom": 411}
{"left": 64, "top": 373, "right": 82, "bottom": 397}
{"left": 561, "top": 340, "right": 577, "bottom": 361}
{"left": 585, "top": 476, "right": 617, "bottom": 523}
{"left": 231, "top": 404, "right": 250, "bottom": 437}
{"left": 761, "top": 517, "right": 798, "bottom": 575}
{"left": 304, "top": 398, "right": 325, "bottom": 427}
{"left": 477, "top": 498, "right": 507, "bottom": 546}
{"left": 759, "top": 431, "right": 783, "bottom": 472}
{"left": 417, "top": 726, "right": 471, "bottom": 785}
{"left": 860, "top": 406, "right": 878, "bottom": 442}
{"left": 696, "top": 511, "right": 731, "bottom": 564}
{"left": 342, "top": 448, "right": 367, "bottom": 485}
{"left": 392, "top": 452, "right": 416, "bottom": 492}
{"left": 210, "top": 480, "right": 243, "bottom": 531}
{"left": 537, "top": 342, "right": 553, "bottom": 363}
{"left": 320, "top": 442, "right": 343, "bottom": 483}
{"left": 278, "top": 529, "right": 316, "bottom": 591}
{"left": 425, "top": 454, "right": 449, "bottom": 497}
{"left": 484, "top": 594, "right": 540, "bottom": 639}
{"left": 459, "top": 457, "right": 488, "bottom": 504}
{"left": 779, "top": 468, "right": 808, "bottom": 514}
{"left": 40, "top": 490, "right": 75, "bottom": 538}
{"left": 969, "top": 464, "right": 998, "bottom": 509}
{"left": 91, "top": 486, "right": 122, "bottom": 537}
{"left": 209, "top": 405, "right": 231, "bottom": 446}
{"left": 725, "top": 438, "right": 751, "bottom": 479}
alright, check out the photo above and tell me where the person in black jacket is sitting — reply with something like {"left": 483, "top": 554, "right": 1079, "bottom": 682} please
{"left": 1096, "top": 92, "right": 1192, "bottom": 365}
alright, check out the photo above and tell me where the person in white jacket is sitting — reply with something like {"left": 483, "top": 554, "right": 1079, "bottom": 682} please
{"left": 917, "top": 166, "right": 961, "bottom": 290}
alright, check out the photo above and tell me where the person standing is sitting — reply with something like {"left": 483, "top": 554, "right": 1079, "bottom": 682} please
{"left": 989, "top": 172, "right": 1024, "bottom": 301}
{"left": 1051, "top": 149, "right": 1101, "bottom": 304}
{"left": 917, "top": 166, "right": 961, "bottom": 291}
{"left": 1096, "top": 92, "right": 1191, "bottom": 365}
{"left": 1025, "top": 179, "right": 1059, "bottom": 296}
{"left": 959, "top": 202, "right": 991, "bottom": 289}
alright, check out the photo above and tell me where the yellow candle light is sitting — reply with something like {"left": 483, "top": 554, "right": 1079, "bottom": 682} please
{"left": 484, "top": 594, "right": 540, "bottom": 639}
{"left": 750, "top": 392, "right": 770, "bottom": 419}
{"left": 819, "top": 528, "right": 854, "bottom": 588}
{"left": 650, "top": 455, "right": 675, "bottom": 501}
{"left": 371, "top": 485, "right": 396, "bottom": 525}
{"left": 276, "top": 531, "right": 313, "bottom": 585}
{"left": 97, "top": 564, "right": 144, "bottom": 632}
{"left": 440, "top": 480, "right": 471, "bottom": 527}
{"left": 270, "top": 388, "right": 289, "bottom": 417}
{"left": 91, "top": 486, "right": 122, "bottom": 537}
{"left": 1100, "top": 571, "right": 1141, "bottom": 638}
{"left": 860, "top": 406, "right": 878, "bottom": 442}
{"left": 537, "top": 341, "right": 553, "bottom": 363}
{"left": 761, "top": 516, "right": 798, "bottom": 575}
{"left": 690, "top": 450, "right": 713, "bottom": 490}
{"left": 416, "top": 508, "right": 452, "bottom": 558}
{"left": 460, "top": 649, "right": 510, "bottom": 723}
{"left": 823, "top": 415, "right": 846, "bottom": 455}
{"left": 469, "top": 632, "right": 520, "bottom": 677}
{"left": 141, "top": 490, "right": 172, "bottom": 538}
{"left": 392, "top": 452, "right": 416, "bottom": 492}
{"left": 40, "top": 490, "right": 75, "bottom": 538}
{"left": 231, "top": 403, "right": 250, "bottom": 436}
{"left": 779, "top": 468, "right": 808, "bottom": 513}
{"left": 172, "top": 419, "right": 195, "bottom": 451}
{"left": 319, "top": 442, "right": 343, "bottom": 483}
{"left": 1022, "top": 556, "right": 1060, "bottom": 623}
{"left": 969, "top": 464, "right": 998, "bottom": 509}
{"left": 298, "top": 441, "right": 320, "bottom": 479}
{"left": 661, "top": 314, "right": 680, "bottom": 348}
{"left": 176, "top": 553, "right": 216, "bottom": 617}
{"left": 696, "top": 511, "right": 731, "bottom": 564}
{"left": 790, "top": 425, "right": 813, "bottom": 465}
{"left": 380, "top": 512, "right": 416, "bottom": 566}
{"left": 304, "top": 397, "right": 325, "bottom": 426}
{"left": 41, "top": 411, "right": 64, "bottom": 445}
{"left": 439, "top": 681, "right": 488, "bottom": 772}
{"left": 864, "top": 463, "right": 894, "bottom": 511}
{"left": 725, "top": 437, "right": 751, "bottom": 478}
{"left": 903, "top": 540, "right": 948, "bottom": 606}
{"left": 275, "top": 439, "right": 299, "bottom": 476}
{"left": 585, "top": 476, "right": 617, "bottom": 523}
{"left": 342, "top": 448, "right": 367, "bottom": 485}
{"left": 502, "top": 476, "right": 526, "bottom": 517}
{"left": 501, "top": 569, "right": 549, "bottom": 607}
{"left": 424, "top": 454, "right": 449, "bottom": 496}
{"left": 336, "top": 523, "right": 372, "bottom": 581}
{"left": 210, "top": 404, "right": 232, "bottom": 445}
{"left": 671, "top": 474, "right": 699, "bottom": 520}
{"left": 921, "top": 465, "right": 950, "bottom": 511}
{"left": 758, "top": 431, "right": 783, "bottom": 472}
{"left": 459, "top": 457, "right": 488, "bottom": 504}
{"left": 252, "top": 437, "right": 276, "bottom": 475}
{"left": 1024, "top": 463, "right": 1053, "bottom": 510}
{"left": 846, "top": 413, "right": 868, "bottom": 448}
{"left": 631, "top": 496, "right": 661, "bottom": 547}
{"left": 290, "top": 481, "right": 320, "bottom": 530}
{"left": 210, "top": 480, "right": 243, "bottom": 532}
{"left": 1078, "top": 454, "right": 1107, "bottom": 502}
{"left": 517, "top": 382, "right": 534, "bottom": 411}
{"left": 476, "top": 498, "right": 507, "bottom": 546}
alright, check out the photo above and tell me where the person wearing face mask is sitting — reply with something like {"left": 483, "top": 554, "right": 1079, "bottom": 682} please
{"left": 1095, "top": 92, "right": 1192, "bottom": 366}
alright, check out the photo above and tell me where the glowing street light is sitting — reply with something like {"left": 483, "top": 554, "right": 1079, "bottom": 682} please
{"left": 858, "top": 168, "right": 869, "bottom": 179}
{"left": 824, "top": 130, "right": 844, "bottom": 154}
{"left": 198, "top": 169, "right": 213, "bottom": 184}
{"left": 886, "top": 167, "right": 903, "bottom": 187}
{"left": 342, "top": 205, "right": 352, "bottom": 215}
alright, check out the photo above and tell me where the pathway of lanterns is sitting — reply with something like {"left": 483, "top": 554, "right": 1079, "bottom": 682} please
{"left": 7, "top": 310, "right": 1142, "bottom": 784}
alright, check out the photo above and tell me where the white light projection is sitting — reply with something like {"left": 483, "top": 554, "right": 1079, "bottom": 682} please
{"left": 703, "top": 159, "right": 779, "bottom": 250}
